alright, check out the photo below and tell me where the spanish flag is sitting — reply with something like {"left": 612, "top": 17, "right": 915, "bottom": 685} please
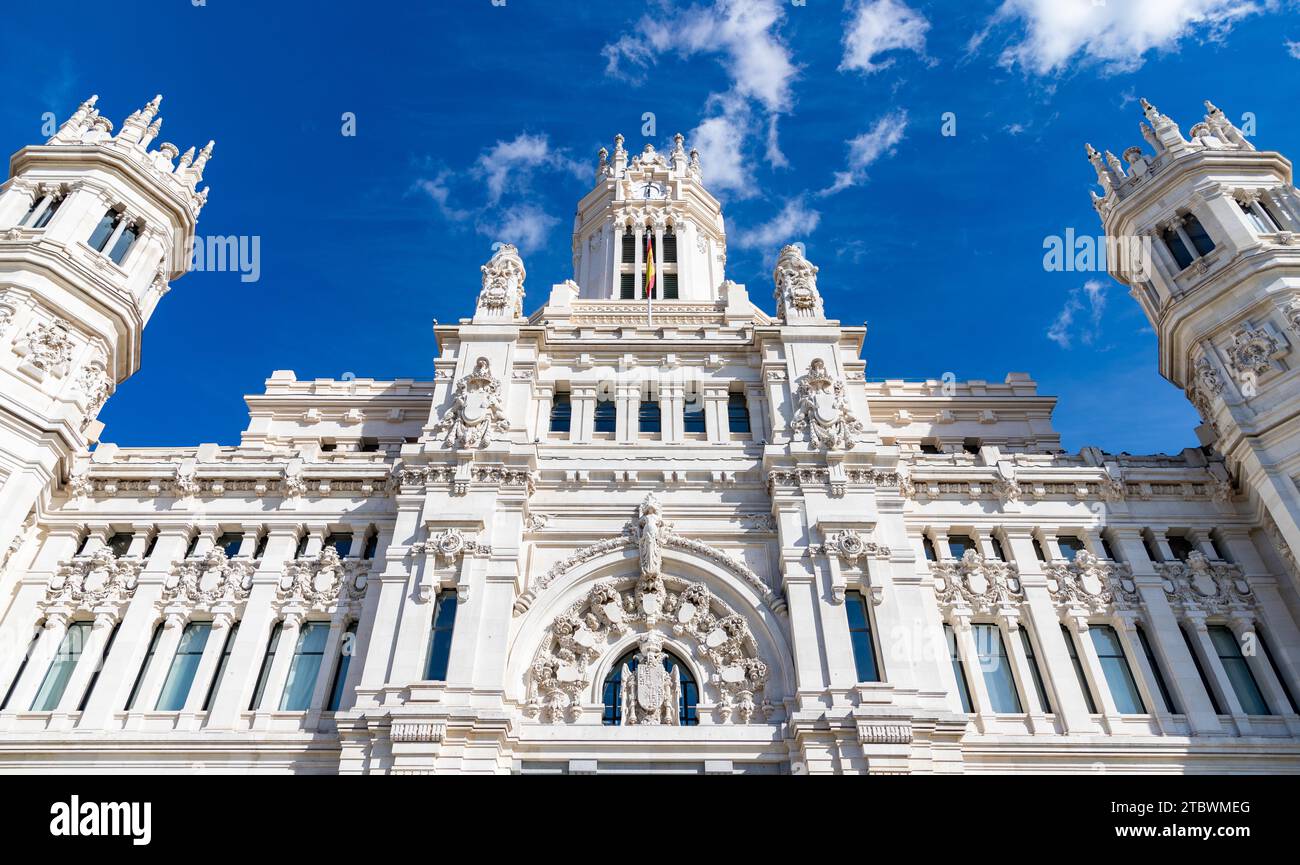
{"left": 644, "top": 233, "right": 656, "bottom": 299}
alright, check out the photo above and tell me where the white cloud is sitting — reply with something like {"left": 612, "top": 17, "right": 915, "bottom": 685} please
{"left": 481, "top": 203, "right": 559, "bottom": 255}
{"left": 690, "top": 94, "right": 757, "bottom": 198}
{"left": 1047, "top": 280, "right": 1107, "bottom": 349}
{"left": 840, "top": 0, "right": 931, "bottom": 74}
{"left": 1287, "top": 39, "right": 1300, "bottom": 58}
{"left": 474, "top": 133, "right": 585, "bottom": 205}
{"left": 732, "top": 197, "right": 821, "bottom": 251}
{"left": 819, "top": 110, "right": 908, "bottom": 196}
{"left": 413, "top": 171, "right": 471, "bottom": 222}
{"left": 986, "top": 0, "right": 1271, "bottom": 75}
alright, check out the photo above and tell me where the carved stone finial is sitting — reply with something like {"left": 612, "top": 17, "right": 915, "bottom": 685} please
{"left": 773, "top": 244, "right": 823, "bottom": 320}
{"left": 478, "top": 244, "right": 526, "bottom": 318}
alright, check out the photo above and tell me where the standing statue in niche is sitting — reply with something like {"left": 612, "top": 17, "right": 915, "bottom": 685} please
{"left": 620, "top": 632, "right": 681, "bottom": 726}
{"left": 634, "top": 493, "right": 666, "bottom": 578}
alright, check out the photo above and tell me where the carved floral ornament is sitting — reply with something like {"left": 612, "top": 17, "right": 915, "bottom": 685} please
{"left": 47, "top": 549, "right": 142, "bottom": 610}
{"left": 478, "top": 244, "right": 526, "bottom": 318}
{"left": 278, "top": 546, "right": 368, "bottom": 612}
{"left": 1044, "top": 550, "right": 1139, "bottom": 614}
{"left": 525, "top": 573, "right": 773, "bottom": 726}
{"left": 789, "top": 359, "right": 864, "bottom": 451}
{"left": 431, "top": 357, "right": 510, "bottom": 450}
{"left": 514, "top": 494, "right": 785, "bottom": 617}
{"left": 1157, "top": 551, "right": 1254, "bottom": 616}
{"left": 931, "top": 550, "right": 1023, "bottom": 615}
{"left": 163, "top": 547, "right": 255, "bottom": 607}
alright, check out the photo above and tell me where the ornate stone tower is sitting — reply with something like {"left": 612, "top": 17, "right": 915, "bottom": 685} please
{"left": 571, "top": 133, "right": 727, "bottom": 300}
{"left": 0, "top": 95, "right": 211, "bottom": 593}
{"left": 1089, "top": 98, "right": 1300, "bottom": 581}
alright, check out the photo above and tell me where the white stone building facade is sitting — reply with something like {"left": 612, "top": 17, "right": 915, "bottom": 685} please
{"left": 0, "top": 96, "right": 1298, "bottom": 774}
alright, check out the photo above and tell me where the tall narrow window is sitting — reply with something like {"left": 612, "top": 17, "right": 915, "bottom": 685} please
{"left": 593, "top": 398, "right": 616, "bottom": 434}
{"left": 1183, "top": 214, "right": 1215, "bottom": 257}
{"left": 549, "top": 392, "right": 572, "bottom": 434}
{"left": 1, "top": 627, "right": 40, "bottom": 710}
{"left": 1090, "top": 625, "right": 1146, "bottom": 714}
{"left": 27, "top": 194, "right": 62, "bottom": 229}
{"left": 328, "top": 621, "right": 360, "bottom": 712}
{"left": 922, "top": 536, "right": 937, "bottom": 562}
{"left": 126, "top": 623, "right": 164, "bottom": 711}
{"left": 990, "top": 536, "right": 1007, "bottom": 562}
{"left": 1238, "top": 197, "right": 1276, "bottom": 233}
{"left": 638, "top": 399, "right": 661, "bottom": 435}
{"left": 973, "top": 623, "right": 1022, "bottom": 713}
{"left": 1161, "top": 226, "right": 1194, "bottom": 270}
{"left": 361, "top": 532, "right": 378, "bottom": 560}
{"left": 425, "top": 591, "right": 459, "bottom": 681}
{"left": 1257, "top": 628, "right": 1299, "bottom": 714}
{"left": 202, "top": 623, "right": 239, "bottom": 711}
{"left": 944, "top": 624, "right": 974, "bottom": 713}
{"left": 78, "top": 621, "right": 121, "bottom": 711}
{"left": 845, "top": 591, "right": 881, "bottom": 682}
{"left": 602, "top": 647, "right": 698, "bottom": 725}
{"left": 621, "top": 228, "right": 635, "bottom": 263}
{"left": 1061, "top": 625, "right": 1098, "bottom": 713}
{"left": 250, "top": 622, "right": 283, "bottom": 710}
{"left": 727, "top": 391, "right": 750, "bottom": 434}
{"left": 683, "top": 396, "right": 706, "bottom": 434}
{"left": 1032, "top": 538, "right": 1047, "bottom": 562}
{"left": 663, "top": 228, "right": 677, "bottom": 263}
{"left": 31, "top": 622, "right": 92, "bottom": 711}
{"left": 1208, "top": 626, "right": 1270, "bottom": 715}
{"left": 18, "top": 196, "right": 41, "bottom": 226}
{"left": 155, "top": 622, "right": 211, "bottom": 711}
{"left": 87, "top": 209, "right": 119, "bottom": 252}
{"left": 662, "top": 272, "right": 679, "bottom": 300}
{"left": 253, "top": 533, "right": 268, "bottom": 559}
{"left": 1135, "top": 624, "right": 1177, "bottom": 714}
{"left": 619, "top": 272, "right": 635, "bottom": 299}
{"left": 280, "top": 621, "right": 329, "bottom": 711}
{"left": 1019, "top": 629, "right": 1053, "bottom": 713}
{"left": 1181, "top": 625, "right": 1223, "bottom": 714}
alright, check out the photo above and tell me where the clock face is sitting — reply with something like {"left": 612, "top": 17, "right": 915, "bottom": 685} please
{"left": 635, "top": 181, "right": 665, "bottom": 200}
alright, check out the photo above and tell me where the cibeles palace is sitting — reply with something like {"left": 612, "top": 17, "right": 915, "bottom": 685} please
{"left": 0, "top": 94, "right": 1299, "bottom": 775}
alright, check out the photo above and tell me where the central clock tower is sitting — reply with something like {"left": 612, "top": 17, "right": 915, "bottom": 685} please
{"left": 570, "top": 133, "right": 727, "bottom": 301}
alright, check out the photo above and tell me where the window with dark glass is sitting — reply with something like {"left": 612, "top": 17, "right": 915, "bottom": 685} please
{"left": 1135, "top": 624, "right": 1177, "bottom": 714}
{"left": 1238, "top": 197, "right": 1275, "bottom": 233}
{"left": 325, "top": 533, "right": 352, "bottom": 557}
{"left": 1061, "top": 625, "right": 1098, "bottom": 713}
{"left": 662, "top": 271, "right": 679, "bottom": 299}
{"left": 1090, "top": 625, "right": 1146, "bottom": 714}
{"left": 990, "top": 535, "right": 1007, "bottom": 562}
{"left": 1019, "top": 629, "right": 1053, "bottom": 713}
{"left": 361, "top": 532, "right": 378, "bottom": 560}
{"left": 727, "top": 392, "right": 750, "bottom": 434}
{"left": 944, "top": 624, "right": 974, "bottom": 713}
{"left": 22, "top": 193, "right": 63, "bottom": 229}
{"left": 962, "top": 437, "right": 981, "bottom": 455}
{"left": 663, "top": 228, "right": 677, "bottom": 263}
{"left": 922, "top": 536, "right": 937, "bottom": 562}
{"left": 294, "top": 534, "right": 309, "bottom": 559}
{"left": 156, "top": 622, "right": 212, "bottom": 711}
{"left": 1032, "top": 537, "right": 1047, "bottom": 562}
{"left": 1181, "top": 625, "right": 1223, "bottom": 714}
{"left": 106, "top": 532, "right": 134, "bottom": 557}
{"left": 593, "top": 398, "right": 616, "bottom": 434}
{"left": 948, "top": 534, "right": 976, "bottom": 560}
{"left": 359, "top": 437, "right": 380, "bottom": 453}
{"left": 1167, "top": 535, "right": 1195, "bottom": 562}
{"left": 328, "top": 621, "right": 359, "bottom": 712}
{"left": 619, "top": 272, "right": 635, "bottom": 299}
{"left": 621, "top": 229, "right": 635, "bottom": 263}
{"left": 280, "top": 621, "right": 328, "bottom": 711}
{"left": 845, "top": 591, "right": 880, "bottom": 683}
{"left": 1183, "top": 214, "right": 1215, "bottom": 257}
{"left": 87, "top": 210, "right": 119, "bottom": 252}
{"left": 1257, "top": 627, "right": 1299, "bottom": 714}
{"left": 78, "top": 621, "right": 119, "bottom": 711}
{"left": 202, "top": 622, "right": 238, "bottom": 711}
{"left": 601, "top": 647, "right": 698, "bottom": 726}
{"left": 1100, "top": 534, "right": 1117, "bottom": 560}
{"left": 253, "top": 533, "right": 268, "bottom": 559}
{"left": 920, "top": 441, "right": 942, "bottom": 454}
{"left": 425, "top": 592, "right": 458, "bottom": 681}
{"left": 1056, "top": 536, "right": 1085, "bottom": 561}
{"left": 250, "top": 622, "right": 283, "bottom": 710}
{"left": 0, "top": 627, "right": 40, "bottom": 710}
{"left": 31, "top": 621, "right": 92, "bottom": 711}
{"left": 638, "top": 399, "right": 661, "bottom": 434}
{"left": 1208, "top": 626, "right": 1270, "bottom": 715}
{"left": 107, "top": 220, "right": 139, "bottom": 264}
{"left": 974, "top": 623, "right": 1022, "bottom": 713}
{"left": 683, "top": 397, "right": 706, "bottom": 434}
{"left": 1162, "top": 226, "right": 1194, "bottom": 270}
{"left": 550, "top": 392, "right": 572, "bottom": 434}
{"left": 126, "top": 623, "right": 164, "bottom": 711}
{"left": 217, "top": 532, "right": 243, "bottom": 557}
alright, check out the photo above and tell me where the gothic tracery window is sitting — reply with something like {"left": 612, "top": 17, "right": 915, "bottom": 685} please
{"left": 601, "top": 647, "right": 699, "bottom": 726}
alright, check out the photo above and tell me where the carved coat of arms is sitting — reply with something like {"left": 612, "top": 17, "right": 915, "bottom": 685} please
{"left": 620, "top": 633, "right": 680, "bottom": 726}
{"left": 432, "top": 356, "right": 510, "bottom": 449}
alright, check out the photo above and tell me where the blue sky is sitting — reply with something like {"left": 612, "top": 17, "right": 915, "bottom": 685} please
{"left": 4, "top": 0, "right": 1300, "bottom": 454}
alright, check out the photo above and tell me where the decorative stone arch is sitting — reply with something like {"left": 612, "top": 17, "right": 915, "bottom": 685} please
{"left": 509, "top": 551, "right": 793, "bottom": 727}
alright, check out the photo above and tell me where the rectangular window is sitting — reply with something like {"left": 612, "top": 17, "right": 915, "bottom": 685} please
{"left": 550, "top": 392, "right": 572, "bottom": 434}
{"left": 638, "top": 399, "right": 661, "bottom": 434}
{"left": 1257, "top": 628, "right": 1299, "bottom": 714}
{"left": 683, "top": 397, "right": 706, "bottom": 434}
{"left": 922, "top": 536, "right": 937, "bottom": 562}
{"left": 78, "top": 622, "right": 120, "bottom": 711}
{"left": 973, "top": 623, "right": 1022, "bottom": 713}
{"left": 990, "top": 536, "right": 1007, "bottom": 562}
{"left": 107, "top": 221, "right": 139, "bottom": 264}
{"left": 663, "top": 230, "right": 677, "bottom": 263}
{"left": 1061, "top": 625, "right": 1098, "bottom": 713}
{"left": 126, "top": 623, "right": 163, "bottom": 711}
{"left": 1162, "top": 228, "right": 1194, "bottom": 270}
{"left": 325, "top": 533, "right": 353, "bottom": 557}
{"left": 202, "top": 623, "right": 239, "bottom": 711}
{"left": 619, "top": 273, "right": 635, "bottom": 299}
{"left": 1019, "top": 629, "right": 1053, "bottom": 713}
{"left": 155, "top": 622, "right": 211, "bottom": 711}
{"left": 327, "top": 621, "right": 359, "bottom": 712}
{"left": 31, "top": 622, "right": 93, "bottom": 711}
{"left": 1090, "top": 625, "right": 1147, "bottom": 714}
{"left": 1167, "top": 535, "right": 1195, "bottom": 562}
{"left": 18, "top": 197, "right": 41, "bottom": 226}
{"left": 1, "top": 627, "right": 40, "bottom": 710}
{"left": 279, "top": 621, "right": 329, "bottom": 711}
{"left": 1208, "top": 626, "right": 1270, "bottom": 715}
{"left": 1057, "top": 536, "right": 1086, "bottom": 561}
{"left": 1184, "top": 214, "right": 1215, "bottom": 257}
{"left": 250, "top": 622, "right": 283, "bottom": 711}
{"left": 593, "top": 398, "right": 616, "bottom": 434}
{"left": 944, "top": 624, "right": 974, "bottom": 713}
{"left": 845, "top": 591, "right": 880, "bottom": 683}
{"left": 1181, "top": 625, "right": 1223, "bottom": 714}
{"left": 948, "top": 534, "right": 976, "bottom": 560}
{"left": 106, "top": 532, "right": 134, "bottom": 557}
{"left": 28, "top": 195, "right": 62, "bottom": 229}
{"left": 727, "top": 392, "right": 750, "bottom": 434}
{"left": 621, "top": 229, "right": 635, "bottom": 263}
{"left": 662, "top": 272, "right": 678, "bottom": 300}
{"left": 88, "top": 209, "right": 119, "bottom": 252}
{"left": 361, "top": 532, "right": 378, "bottom": 560}
{"left": 1135, "top": 624, "right": 1178, "bottom": 714}
{"left": 216, "top": 532, "right": 243, "bottom": 557}
{"left": 425, "top": 592, "right": 459, "bottom": 680}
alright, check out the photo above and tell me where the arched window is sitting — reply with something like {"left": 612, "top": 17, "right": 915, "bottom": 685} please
{"left": 601, "top": 645, "right": 699, "bottom": 726}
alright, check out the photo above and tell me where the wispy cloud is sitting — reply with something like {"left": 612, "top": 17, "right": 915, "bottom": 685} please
{"left": 474, "top": 133, "right": 585, "bottom": 206}
{"left": 483, "top": 203, "right": 559, "bottom": 255}
{"left": 1287, "top": 38, "right": 1300, "bottom": 58}
{"left": 819, "top": 110, "right": 909, "bottom": 196}
{"left": 979, "top": 0, "right": 1272, "bottom": 75}
{"left": 840, "top": 0, "right": 931, "bottom": 74}
{"left": 1047, "top": 280, "right": 1107, "bottom": 349}
{"left": 732, "top": 197, "right": 821, "bottom": 250}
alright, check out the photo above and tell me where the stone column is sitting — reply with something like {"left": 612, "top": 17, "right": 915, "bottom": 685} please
{"left": 571, "top": 384, "right": 597, "bottom": 444}
{"left": 744, "top": 383, "right": 766, "bottom": 444}
{"left": 703, "top": 384, "right": 729, "bottom": 443}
